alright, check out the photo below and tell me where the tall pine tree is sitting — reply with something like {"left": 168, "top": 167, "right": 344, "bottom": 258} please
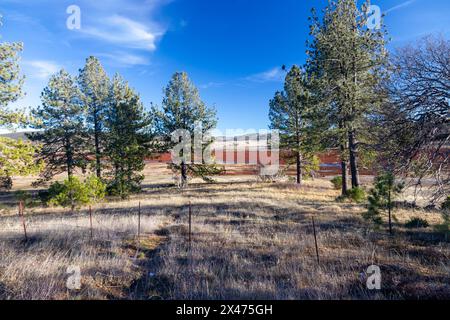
{"left": 0, "top": 17, "right": 41, "bottom": 188}
{"left": 308, "top": 0, "right": 389, "bottom": 193}
{"left": 105, "top": 74, "right": 152, "bottom": 198}
{"left": 78, "top": 56, "right": 110, "bottom": 179}
{"left": 0, "top": 16, "right": 25, "bottom": 127}
{"left": 269, "top": 65, "right": 322, "bottom": 184}
{"left": 28, "top": 70, "right": 88, "bottom": 183}
{"left": 151, "top": 72, "right": 218, "bottom": 188}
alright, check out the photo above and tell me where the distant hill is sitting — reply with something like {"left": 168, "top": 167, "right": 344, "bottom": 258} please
{"left": 0, "top": 131, "right": 31, "bottom": 141}
{"left": 0, "top": 131, "right": 270, "bottom": 148}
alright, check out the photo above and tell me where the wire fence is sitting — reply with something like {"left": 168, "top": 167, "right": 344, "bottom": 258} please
{"left": 0, "top": 201, "right": 323, "bottom": 265}
{"left": 0, "top": 201, "right": 154, "bottom": 243}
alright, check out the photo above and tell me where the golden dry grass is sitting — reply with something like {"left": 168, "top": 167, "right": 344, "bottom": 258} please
{"left": 135, "top": 181, "right": 449, "bottom": 300}
{"left": 0, "top": 210, "right": 171, "bottom": 299}
{"left": 0, "top": 165, "right": 449, "bottom": 300}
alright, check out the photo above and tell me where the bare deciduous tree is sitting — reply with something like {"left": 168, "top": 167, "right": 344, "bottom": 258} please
{"left": 384, "top": 36, "right": 449, "bottom": 202}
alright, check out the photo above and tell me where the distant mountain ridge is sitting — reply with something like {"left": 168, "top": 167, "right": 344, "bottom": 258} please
{"left": 0, "top": 131, "right": 269, "bottom": 146}
{"left": 0, "top": 132, "right": 31, "bottom": 141}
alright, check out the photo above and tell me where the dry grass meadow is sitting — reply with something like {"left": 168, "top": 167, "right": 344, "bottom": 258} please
{"left": 0, "top": 164, "right": 449, "bottom": 300}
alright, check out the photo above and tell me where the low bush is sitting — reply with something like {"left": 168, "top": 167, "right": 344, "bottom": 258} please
{"left": 0, "top": 176, "right": 12, "bottom": 191}
{"left": 442, "top": 196, "right": 450, "bottom": 211}
{"left": 14, "top": 190, "right": 41, "bottom": 208}
{"left": 405, "top": 217, "right": 429, "bottom": 229}
{"left": 38, "top": 189, "right": 51, "bottom": 205}
{"left": 107, "top": 178, "right": 142, "bottom": 199}
{"left": 435, "top": 200, "right": 450, "bottom": 239}
{"left": 85, "top": 175, "right": 106, "bottom": 203}
{"left": 336, "top": 187, "right": 366, "bottom": 204}
{"left": 48, "top": 176, "right": 106, "bottom": 210}
{"left": 364, "top": 172, "right": 404, "bottom": 234}
{"left": 331, "top": 176, "right": 343, "bottom": 190}
{"left": 347, "top": 187, "right": 366, "bottom": 203}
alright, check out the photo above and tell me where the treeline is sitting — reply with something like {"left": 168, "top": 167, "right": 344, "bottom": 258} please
{"left": 24, "top": 58, "right": 219, "bottom": 198}
{"left": 269, "top": 0, "right": 449, "bottom": 206}
{"left": 0, "top": 1, "right": 448, "bottom": 212}
{"left": 27, "top": 58, "right": 152, "bottom": 198}
{"left": 0, "top": 22, "right": 218, "bottom": 198}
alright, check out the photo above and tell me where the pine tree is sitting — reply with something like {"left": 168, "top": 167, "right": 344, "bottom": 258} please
{"left": 0, "top": 16, "right": 26, "bottom": 127}
{"left": 28, "top": 70, "right": 88, "bottom": 183}
{"left": 0, "top": 137, "right": 43, "bottom": 189}
{"left": 78, "top": 56, "right": 110, "bottom": 179}
{"left": 105, "top": 74, "right": 152, "bottom": 198}
{"left": 269, "top": 65, "right": 322, "bottom": 184}
{"left": 1, "top": 18, "right": 42, "bottom": 188}
{"left": 364, "top": 171, "right": 404, "bottom": 234}
{"left": 151, "top": 72, "right": 218, "bottom": 188}
{"left": 307, "top": 0, "right": 389, "bottom": 192}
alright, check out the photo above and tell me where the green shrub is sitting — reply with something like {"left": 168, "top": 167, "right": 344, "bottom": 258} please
{"left": 41, "top": 180, "right": 65, "bottom": 206}
{"left": 303, "top": 155, "right": 320, "bottom": 178}
{"left": 84, "top": 176, "right": 106, "bottom": 203}
{"left": 405, "top": 217, "right": 429, "bottom": 229}
{"left": 335, "top": 187, "right": 366, "bottom": 203}
{"left": 15, "top": 190, "right": 42, "bottom": 208}
{"left": 442, "top": 196, "right": 450, "bottom": 211}
{"left": 48, "top": 176, "right": 106, "bottom": 210}
{"left": 107, "top": 180, "right": 133, "bottom": 199}
{"left": 38, "top": 190, "right": 51, "bottom": 205}
{"left": 435, "top": 199, "right": 450, "bottom": 239}
{"left": 49, "top": 177, "right": 88, "bottom": 210}
{"left": 48, "top": 181, "right": 65, "bottom": 199}
{"left": 347, "top": 187, "right": 366, "bottom": 203}
{"left": 435, "top": 211, "right": 450, "bottom": 238}
{"left": 15, "top": 190, "right": 32, "bottom": 204}
{"left": 0, "top": 176, "right": 13, "bottom": 190}
{"left": 364, "top": 172, "right": 404, "bottom": 234}
{"left": 331, "top": 176, "right": 343, "bottom": 190}
{"left": 107, "top": 174, "right": 143, "bottom": 199}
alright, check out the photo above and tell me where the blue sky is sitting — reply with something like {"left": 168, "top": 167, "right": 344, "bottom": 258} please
{"left": 1, "top": 0, "right": 449, "bottom": 132}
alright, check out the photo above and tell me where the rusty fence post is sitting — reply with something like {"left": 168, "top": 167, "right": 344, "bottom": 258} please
{"left": 19, "top": 201, "right": 28, "bottom": 242}
{"left": 312, "top": 216, "right": 320, "bottom": 266}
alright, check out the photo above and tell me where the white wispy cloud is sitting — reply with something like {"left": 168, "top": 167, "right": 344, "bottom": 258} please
{"left": 199, "top": 67, "right": 286, "bottom": 90}
{"left": 4, "top": 12, "right": 38, "bottom": 25}
{"left": 199, "top": 81, "right": 225, "bottom": 89}
{"left": 22, "top": 60, "right": 60, "bottom": 79}
{"left": 84, "top": 0, "right": 173, "bottom": 16}
{"left": 98, "top": 52, "right": 150, "bottom": 67}
{"left": 385, "top": 0, "right": 416, "bottom": 14}
{"left": 81, "top": 15, "right": 165, "bottom": 52}
{"left": 245, "top": 67, "right": 285, "bottom": 83}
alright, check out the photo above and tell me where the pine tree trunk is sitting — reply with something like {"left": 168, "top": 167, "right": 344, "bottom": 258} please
{"left": 296, "top": 150, "right": 302, "bottom": 185}
{"left": 295, "top": 115, "right": 302, "bottom": 185}
{"left": 67, "top": 161, "right": 73, "bottom": 178}
{"left": 388, "top": 189, "right": 393, "bottom": 235}
{"left": 181, "top": 161, "right": 187, "bottom": 188}
{"left": 119, "top": 166, "right": 126, "bottom": 199}
{"left": 340, "top": 143, "right": 348, "bottom": 196}
{"left": 94, "top": 113, "right": 102, "bottom": 179}
{"left": 348, "top": 130, "right": 360, "bottom": 188}
{"left": 66, "top": 137, "right": 74, "bottom": 179}
{"left": 341, "top": 160, "right": 348, "bottom": 196}
{"left": 349, "top": 48, "right": 360, "bottom": 189}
